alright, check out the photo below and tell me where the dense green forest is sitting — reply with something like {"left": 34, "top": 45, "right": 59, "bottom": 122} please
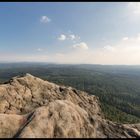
{"left": 0, "top": 63, "right": 140, "bottom": 124}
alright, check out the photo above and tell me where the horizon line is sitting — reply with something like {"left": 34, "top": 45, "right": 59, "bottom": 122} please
{"left": 0, "top": 61, "right": 140, "bottom": 66}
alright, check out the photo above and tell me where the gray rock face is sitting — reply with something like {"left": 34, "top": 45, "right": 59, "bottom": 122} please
{"left": 0, "top": 73, "right": 139, "bottom": 138}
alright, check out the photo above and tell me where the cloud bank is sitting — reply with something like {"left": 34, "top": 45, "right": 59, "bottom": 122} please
{"left": 2, "top": 34, "right": 140, "bottom": 65}
{"left": 46, "top": 34, "right": 140, "bottom": 64}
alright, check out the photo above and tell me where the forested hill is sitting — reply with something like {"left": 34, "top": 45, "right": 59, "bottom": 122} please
{"left": 0, "top": 63, "right": 140, "bottom": 123}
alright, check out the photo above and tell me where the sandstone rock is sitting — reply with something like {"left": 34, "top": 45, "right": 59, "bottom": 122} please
{"left": 0, "top": 114, "right": 25, "bottom": 138}
{"left": 0, "top": 73, "right": 139, "bottom": 138}
{"left": 19, "top": 100, "right": 97, "bottom": 138}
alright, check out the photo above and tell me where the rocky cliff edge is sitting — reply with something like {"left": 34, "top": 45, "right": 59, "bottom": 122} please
{"left": 0, "top": 73, "right": 139, "bottom": 138}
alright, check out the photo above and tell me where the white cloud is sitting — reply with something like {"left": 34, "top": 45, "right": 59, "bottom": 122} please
{"left": 69, "top": 34, "right": 80, "bottom": 42}
{"left": 58, "top": 34, "right": 66, "bottom": 41}
{"left": 58, "top": 33, "right": 80, "bottom": 42}
{"left": 122, "top": 37, "right": 129, "bottom": 41}
{"left": 40, "top": 16, "right": 51, "bottom": 23}
{"left": 37, "top": 48, "right": 43, "bottom": 51}
{"left": 69, "top": 34, "right": 76, "bottom": 40}
{"left": 128, "top": 2, "right": 140, "bottom": 15}
{"left": 73, "top": 42, "right": 89, "bottom": 50}
{"left": 104, "top": 45, "right": 116, "bottom": 52}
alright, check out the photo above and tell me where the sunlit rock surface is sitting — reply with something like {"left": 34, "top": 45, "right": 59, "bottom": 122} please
{"left": 0, "top": 74, "right": 139, "bottom": 138}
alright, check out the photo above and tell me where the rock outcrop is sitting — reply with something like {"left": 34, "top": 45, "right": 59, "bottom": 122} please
{"left": 0, "top": 73, "right": 139, "bottom": 138}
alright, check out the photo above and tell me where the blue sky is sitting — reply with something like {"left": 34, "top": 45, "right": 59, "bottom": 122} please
{"left": 1, "top": 2, "right": 140, "bottom": 64}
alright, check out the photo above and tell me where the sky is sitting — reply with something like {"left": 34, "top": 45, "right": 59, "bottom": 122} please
{"left": 1, "top": 2, "right": 140, "bottom": 64}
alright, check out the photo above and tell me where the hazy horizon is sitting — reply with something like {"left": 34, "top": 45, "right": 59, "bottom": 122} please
{"left": 1, "top": 2, "right": 140, "bottom": 64}
{"left": 1, "top": 61, "right": 140, "bottom": 66}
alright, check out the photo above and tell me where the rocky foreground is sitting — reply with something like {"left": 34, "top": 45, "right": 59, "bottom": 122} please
{"left": 0, "top": 73, "right": 139, "bottom": 138}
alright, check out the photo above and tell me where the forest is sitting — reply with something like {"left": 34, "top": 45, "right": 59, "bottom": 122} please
{"left": 0, "top": 63, "right": 140, "bottom": 124}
